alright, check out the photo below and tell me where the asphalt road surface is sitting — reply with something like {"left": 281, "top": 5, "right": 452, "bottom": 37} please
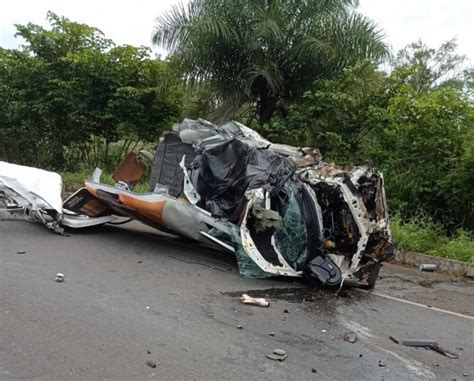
{"left": 1, "top": 220, "right": 473, "bottom": 380}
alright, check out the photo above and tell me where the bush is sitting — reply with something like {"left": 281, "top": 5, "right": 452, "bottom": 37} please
{"left": 391, "top": 214, "right": 474, "bottom": 263}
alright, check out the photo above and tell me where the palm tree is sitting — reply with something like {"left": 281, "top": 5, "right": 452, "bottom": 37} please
{"left": 153, "top": 0, "right": 388, "bottom": 125}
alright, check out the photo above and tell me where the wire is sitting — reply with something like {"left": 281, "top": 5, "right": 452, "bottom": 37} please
{"left": 108, "top": 218, "right": 133, "bottom": 225}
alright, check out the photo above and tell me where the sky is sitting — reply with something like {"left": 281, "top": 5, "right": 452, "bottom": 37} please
{"left": 1, "top": 0, "right": 473, "bottom": 63}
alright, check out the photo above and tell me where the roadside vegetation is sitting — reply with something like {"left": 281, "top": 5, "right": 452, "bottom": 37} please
{"left": 1, "top": 2, "right": 472, "bottom": 262}
{"left": 391, "top": 215, "right": 474, "bottom": 263}
{"left": 62, "top": 169, "right": 150, "bottom": 194}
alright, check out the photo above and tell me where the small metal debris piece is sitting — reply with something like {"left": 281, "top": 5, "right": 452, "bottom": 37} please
{"left": 283, "top": 309, "right": 289, "bottom": 313}
{"left": 266, "top": 349, "right": 287, "bottom": 362}
{"left": 419, "top": 264, "right": 438, "bottom": 272}
{"left": 16, "top": 251, "right": 26, "bottom": 254}
{"left": 147, "top": 351, "right": 151, "bottom": 354}
{"left": 378, "top": 360, "right": 386, "bottom": 367}
{"left": 311, "top": 368, "right": 317, "bottom": 373}
{"left": 402, "top": 339, "right": 438, "bottom": 347}
{"left": 55, "top": 273, "right": 64, "bottom": 282}
{"left": 237, "top": 325, "right": 243, "bottom": 329}
{"left": 463, "top": 372, "right": 470, "bottom": 377}
{"left": 146, "top": 360, "right": 157, "bottom": 368}
{"left": 265, "top": 349, "right": 287, "bottom": 361}
{"left": 268, "top": 332, "right": 275, "bottom": 336}
{"left": 266, "top": 353, "right": 288, "bottom": 361}
{"left": 389, "top": 336, "right": 399, "bottom": 344}
{"left": 344, "top": 332, "right": 358, "bottom": 343}
{"left": 240, "top": 293, "right": 269, "bottom": 307}
{"left": 402, "top": 339, "right": 458, "bottom": 358}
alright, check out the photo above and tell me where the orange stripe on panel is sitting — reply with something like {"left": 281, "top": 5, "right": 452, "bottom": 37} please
{"left": 119, "top": 194, "right": 167, "bottom": 226}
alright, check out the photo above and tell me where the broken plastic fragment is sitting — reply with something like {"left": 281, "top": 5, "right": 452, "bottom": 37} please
{"left": 240, "top": 293, "right": 270, "bottom": 307}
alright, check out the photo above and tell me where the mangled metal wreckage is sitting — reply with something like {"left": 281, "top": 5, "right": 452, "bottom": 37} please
{"left": 0, "top": 119, "right": 394, "bottom": 288}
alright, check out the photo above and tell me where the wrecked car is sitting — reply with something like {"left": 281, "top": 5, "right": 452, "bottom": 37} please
{"left": 0, "top": 119, "right": 394, "bottom": 288}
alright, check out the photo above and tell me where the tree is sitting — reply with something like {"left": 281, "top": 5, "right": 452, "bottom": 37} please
{"left": 363, "top": 40, "right": 473, "bottom": 230}
{"left": 0, "top": 12, "right": 182, "bottom": 170}
{"left": 153, "top": 0, "right": 388, "bottom": 125}
{"left": 262, "top": 40, "right": 473, "bottom": 230}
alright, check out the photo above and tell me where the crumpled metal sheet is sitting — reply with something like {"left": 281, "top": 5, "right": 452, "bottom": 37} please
{"left": 0, "top": 161, "right": 114, "bottom": 231}
{"left": 0, "top": 161, "right": 63, "bottom": 214}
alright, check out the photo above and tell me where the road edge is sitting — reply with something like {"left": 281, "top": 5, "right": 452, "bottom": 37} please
{"left": 394, "top": 250, "right": 474, "bottom": 278}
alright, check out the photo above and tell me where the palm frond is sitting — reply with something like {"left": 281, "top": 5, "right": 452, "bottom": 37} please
{"left": 246, "top": 61, "right": 284, "bottom": 95}
{"left": 292, "top": 37, "right": 335, "bottom": 62}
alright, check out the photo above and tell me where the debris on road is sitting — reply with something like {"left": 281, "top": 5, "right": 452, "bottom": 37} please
{"left": 419, "top": 264, "right": 438, "bottom": 272}
{"left": 146, "top": 360, "right": 157, "bottom": 369}
{"left": 266, "top": 349, "right": 288, "bottom": 361}
{"left": 429, "top": 345, "right": 459, "bottom": 359}
{"left": 344, "top": 332, "right": 358, "bottom": 343}
{"left": 55, "top": 273, "right": 64, "bottom": 282}
{"left": 389, "top": 336, "right": 399, "bottom": 344}
{"left": 16, "top": 251, "right": 26, "bottom": 254}
{"left": 268, "top": 332, "right": 275, "bottom": 336}
{"left": 0, "top": 161, "right": 114, "bottom": 233}
{"left": 240, "top": 293, "right": 270, "bottom": 307}
{"left": 378, "top": 360, "right": 386, "bottom": 367}
{"left": 402, "top": 339, "right": 459, "bottom": 359}
{"left": 237, "top": 325, "right": 243, "bottom": 329}
{"left": 402, "top": 339, "right": 438, "bottom": 347}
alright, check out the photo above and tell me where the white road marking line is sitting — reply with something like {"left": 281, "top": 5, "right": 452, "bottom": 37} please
{"left": 357, "top": 290, "right": 474, "bottom": 320}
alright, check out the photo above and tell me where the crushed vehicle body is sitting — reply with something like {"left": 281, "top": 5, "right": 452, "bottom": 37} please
{"left": 0, "top": 119, "right": 394, "bottom": 288}
{"left": 0, "top": 162, "right": 114, "bottom": 233}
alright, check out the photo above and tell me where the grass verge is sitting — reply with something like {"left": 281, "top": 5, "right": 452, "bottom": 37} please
{"left": 391, "top": 214, "right": 474, "bottom": 263}
{"left": 61, "top": 169, "right": 149, "bottom": 193}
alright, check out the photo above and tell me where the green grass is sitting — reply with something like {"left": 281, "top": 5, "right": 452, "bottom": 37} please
{"left": 391, "top": 214, "right": 474, "bottom": 263}
{"left": 61, "top": 169, "right": 149, "bottom": 193}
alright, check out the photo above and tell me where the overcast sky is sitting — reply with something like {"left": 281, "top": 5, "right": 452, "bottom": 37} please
{"left": 1, "top": 0, "right": 473, "bottom": 63}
